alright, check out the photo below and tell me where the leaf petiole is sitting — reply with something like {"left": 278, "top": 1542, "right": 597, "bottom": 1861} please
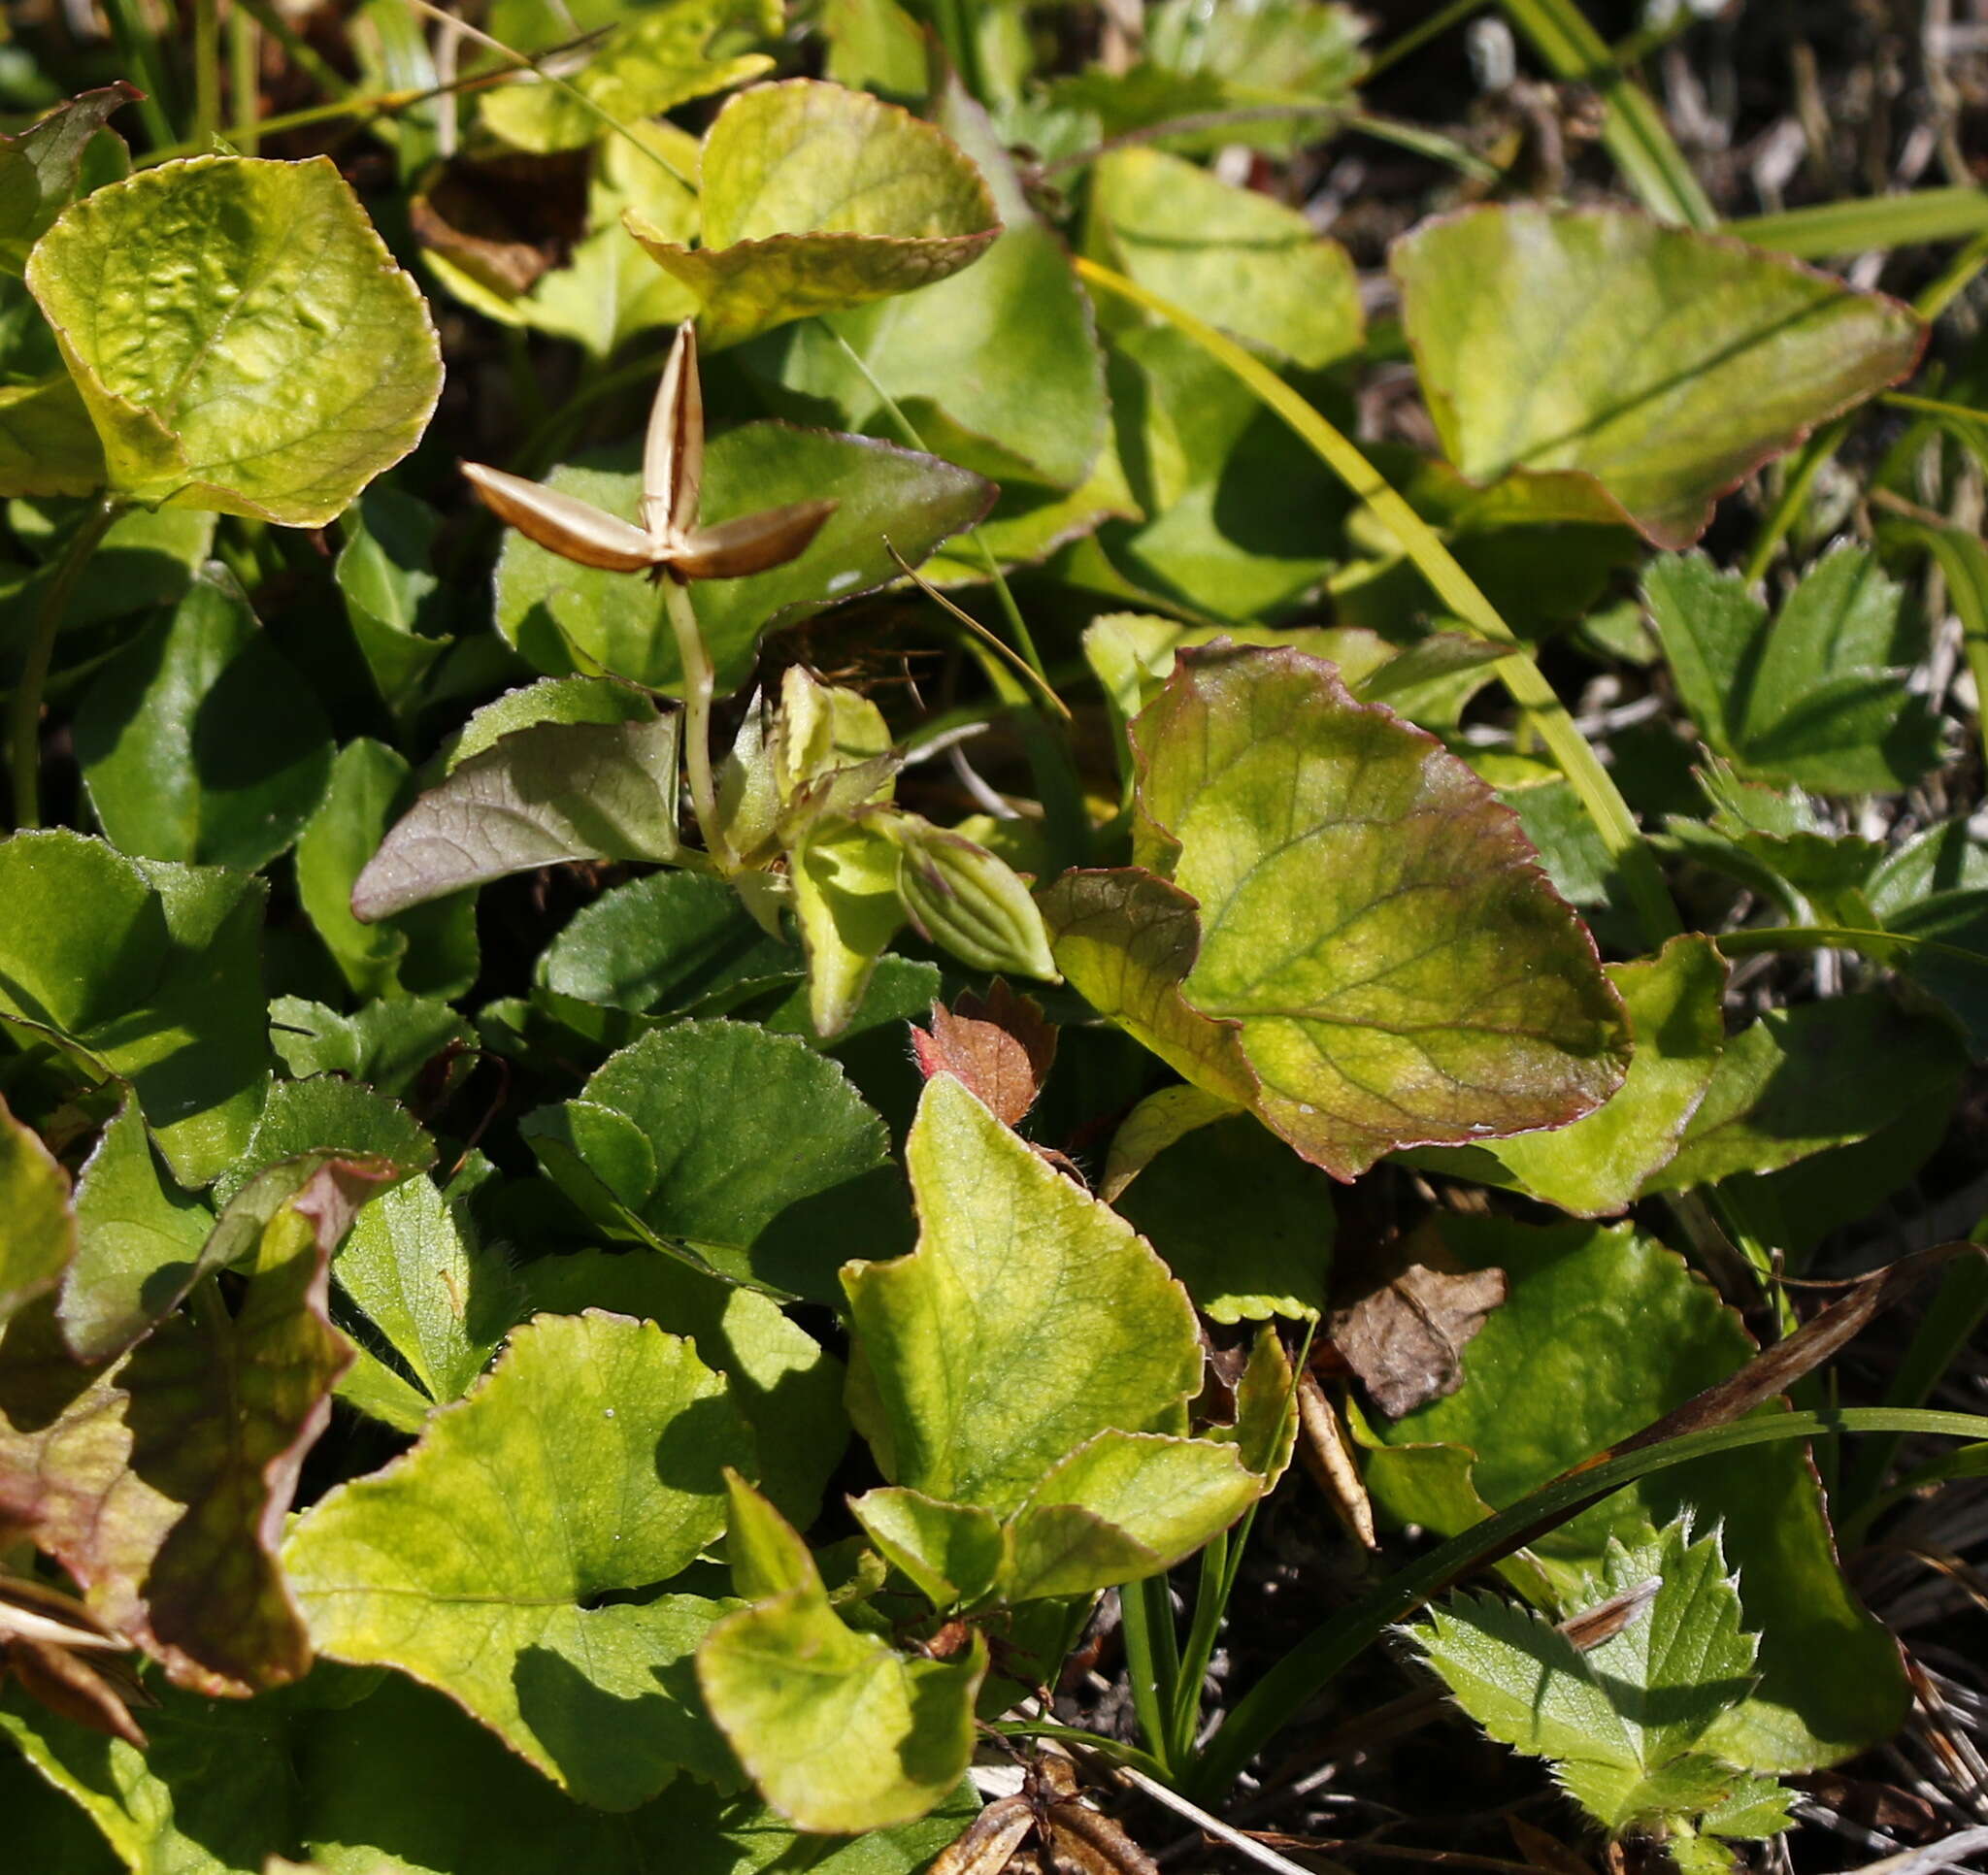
{"left": 662, "top": 576, "right": 732, "bottom": 873}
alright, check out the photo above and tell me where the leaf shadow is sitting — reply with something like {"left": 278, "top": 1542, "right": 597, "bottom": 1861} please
{"left": 511, "top": 1636, "right": 726, "bottom": 1811}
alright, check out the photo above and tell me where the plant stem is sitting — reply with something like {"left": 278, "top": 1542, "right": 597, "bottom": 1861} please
{"left": 229, "top": 5, "right": 261, "bottom": 154}
{"left": 1076, "top": 257, "right": 1681, "bottom": 947}
{"left": 231, "top": 0, "right": 357, "bottom": 104}
{"left": 1169, "top": 1530, "right": 1228, "bottom": 1762}
{"left": 193, "top": 0, "right": 222, "bottom": 147}
{"left": 1366, "top": 0, "right": 1488, "bottom": 79}
{"left": 8, "top": 496, "right": 123, "bottom": 832}
{"left": 662, "top": 576, "right": 731, "bottom": 872}
{"left": 98, "top": 0, "right": 178, "bottom": 149}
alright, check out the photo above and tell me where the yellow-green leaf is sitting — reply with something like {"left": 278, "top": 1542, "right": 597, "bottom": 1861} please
{"left": 27, "top": 155, "right": 442, "bottom": 524}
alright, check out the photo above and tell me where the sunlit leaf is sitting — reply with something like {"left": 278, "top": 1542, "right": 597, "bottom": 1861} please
{"left": 1415, "top": 1520, "right": 1792, "bottom": 1848}
{"left": 1409, "top": 935, "right": 1728, "bottom": 1216}
{"left": 1394, "top": 206, "right": 1924, "bottom": 547}
{"left": 1051, "top": 644, "right": 1628, "bottom": 1179}
{"left": 481, "top": 0, "right": 780, "bottom": 153}
{"left": 334, "top": 1175, "right": 511, "bottom": 1408}
{"left": 1090, "top": 148, "right": 1363, "bottom": 371}
{"left": 286, "top": 1310, "right": 751, "bottom": 1808}
{"left": 746, "top": 88, "right": 1107, "bottom": 492}
{"left": 843, "top": 1073, "right": 1203, "bottom": 1515}
{"left": 627, "top": 81, "right": 1000, "bottom": 349}
{"left": 519, "top": 1247, "right": 848, "bottom": 1528}
{"left": 697, "top": 1474, "right": 986, "bottom": 1831}
{"left": 27, "top": 155, "right": 442, "bottom": 524}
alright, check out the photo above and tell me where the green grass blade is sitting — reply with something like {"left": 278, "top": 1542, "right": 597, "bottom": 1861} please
{"left": 1733, "top": 187, "right": 1988, "bottom": 259}
{"left": 1501, "top": 0, "right": 1716, "bottom": 229}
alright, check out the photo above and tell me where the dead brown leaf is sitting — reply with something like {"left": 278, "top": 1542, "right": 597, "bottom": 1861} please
{"left": 409, "top": 150, "right": 589, "bottom": 299}
{"left": 1327, "top": 1225, "right": 1507, "bottom": 1417}
{"left": 928, "top": 1759, "right": 1157, "bottom": 1875}
{"left": 911, "top": 980, "right": 1058, "bottom": 1129}
{"left": 1296, "top": 1370, "right": 1377, "bottom": 1550}
{"left": 1508, "top": 1816, "right": 1601, "bottom": 1874}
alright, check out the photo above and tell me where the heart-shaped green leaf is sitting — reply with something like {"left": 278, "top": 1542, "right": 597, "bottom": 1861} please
{"left": 285, "top": 1309, "right": 752, "bottom": 1809}
{"left": 523, "top": 1020, "right": 902, "bottom": 1300}
{"left": 0, "top": 832, "right": 271, "bottom": 1188}
{"left": 1047, "top": 644, "right": 1629, "bottom": 1179}
{"left": 27, "top": 154, "right": 442, "bottom": 523}
{"left": 626, "top": 81, "right": 1000, "bottom": 349}
{"left": 843, "top": 1073, "right": 1204, "bottom": 1516}
{"left": 217, "top": 1075, "right": 434, "bottom": 1204}
{"left": 75, "top": 564, "right": 335, "bottom": 872}
{"left": 1393, "top": 206, "right": 1924, "bottom": 548}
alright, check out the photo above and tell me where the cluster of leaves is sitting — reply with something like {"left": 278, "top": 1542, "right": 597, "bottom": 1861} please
{"left": 3, "top": 2, "right": 1988, "bottom": 1873}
